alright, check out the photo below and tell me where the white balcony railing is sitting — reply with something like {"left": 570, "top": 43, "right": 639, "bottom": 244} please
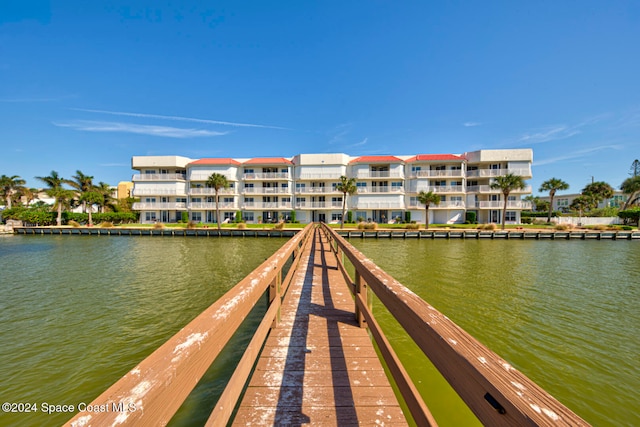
{"left": 297, "top": 172, "right": 343, "bottom": 180}
{"left": 242, "top": 172, "right": 290, "bottom": 180}
{"left": 242, "top": 187, "right": 292, "bottom": 195}
{"left": 189, "top": 188, "right": 236, "bottom": 195}
{"left": 133, "top": 188, "right": 186, "bottom": 196}
{"left": 408, "top": 201, "right": 466, "bottom": 209}
{"left": 132, "top": 173, "right": 186, "bottom": 181}
{"left": 476, "top": 201, "right": 532, "bottom": 209}
{"left": 353, "top": 202, "right": 406, "bottom": 209}
{"left": 294, "top": 202, "right": 343, "bottom": 209}
{"left": 355, "top": 186, "right": 404, "bottom": 194}
{"left": 355, "top": 171, "right": 403, "bottom": 179}
{"left": 188, "top": 202, "right": 237, "bottom": 210}
{"left": 466, "top": 168, "right": 531, "bottom": 178}
{"left": 467, "top": 185, "right": 532, "bottom": 193}
{"left": 408, "top": 170, "right": 464, "bottom": 179}
{"left": 132, "top": 202, "right": 187, "bottom": 210}
{"left": 406, "top": 186, "right": 465, "bottom": 194}
{"left": 188, "top": 173, "right": 236, "bottom": 182}
{"left": 241, "top": 202, "right": 293, "bottom": 209}
{"left": 295, "top": 187, "right": 340, "bottom": 194}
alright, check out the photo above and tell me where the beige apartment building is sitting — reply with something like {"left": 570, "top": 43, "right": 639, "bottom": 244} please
{"left": 130, "top": 149, "right": 533, "bottom": 225}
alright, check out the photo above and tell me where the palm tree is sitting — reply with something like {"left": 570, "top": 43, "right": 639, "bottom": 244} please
{"left": 68, "top": 170, "right": 94, "bottom": 213}
{"left": 490, "top": 173, "right": 527, "bottom": 230}
{"left": 335, "top": 175, "right": 357, "bottom": 229}
{"left": 417, "top": 190, "right": 440, "bottom": 229}
{"left": 620, "top": 176, "right": 640, "bottom": 210}
{"left": 206, "top": 173, "right": 230, "bottom": 230}
{"left": 80, "top": 191, "right": 103, "bottom": 226}
{"left": 582, "top": 181, "right": 614, "bottom": 209}
{"left": 95, "top": 182, "right": 114, "bottom": 213}
{"left": 0, "top": 175, "right": 26, "bottom": 209}
{"left": 570, "top": 195, "right": 591, "bottom": 225}
{"left": 20, "top": 188, "right": 39, "bottom": 207}
{"left": 36, "top": 171, "right": 74, "bottom": 226}
{"left": 539, "top": 178, "right": 569, "bottom": 223}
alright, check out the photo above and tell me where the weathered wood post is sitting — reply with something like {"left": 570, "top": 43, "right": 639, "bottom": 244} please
{"left": 269, "top": 268, "right": 282, "bottom": 328}
{"left": 355, "top": 271, "right": 369, "bottom": 328}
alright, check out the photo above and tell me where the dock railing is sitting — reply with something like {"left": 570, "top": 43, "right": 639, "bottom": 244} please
{"left": 65, "top": 223, "right": 314, "bottom": 427}
{"left": 319, "top": 222, "right": 589, "bottom": 426}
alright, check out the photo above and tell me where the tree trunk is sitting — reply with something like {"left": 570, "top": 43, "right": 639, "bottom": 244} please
{"left": 57, "top": 201, "right": 62, "bottom": 227}
{"left": 341, "top": 196, "right": 346, "bottom": 229}
{"left": 215, "top": 191, "right": 221, "bottom": 230}
{"left": 425, "top": 206, "right": 429, "bottom": 229}
{"left": 547, "top": 193, "right": 554, "bottom": 223}
{"left": 502, "top": 200, "right": 507, "bottom": 230}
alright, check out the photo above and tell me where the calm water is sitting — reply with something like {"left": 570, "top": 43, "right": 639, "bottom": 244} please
{"left": 0, "top": 235, "right": 638, "bottom": 426}
{"left": 349, "top": 238, "right": 639, "bottom": 427}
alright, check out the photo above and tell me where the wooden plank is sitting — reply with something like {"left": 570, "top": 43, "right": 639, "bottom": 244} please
{"left": 233, "top": 228, "right": 407, "bottom": 426}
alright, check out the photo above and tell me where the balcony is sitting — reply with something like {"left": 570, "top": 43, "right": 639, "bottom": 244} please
{"left": 189, "top": 188, "right": 236, "bottom": 195}
{"left": 242, "top": 187, "right": 292, "bottom": 195}
{"left": 406, "top": 186, "right": 465, "bottom": 194}
{"left": 408, "top": 169, "right": 463, "bottom": 179}
{"left": 353, "top": 201, "right": 406, "bottom": 209}
{"left": 132, "top": 202, "right": 187, "bottom": 210}
{"left": 476, "top": 201, "right": 532, "bottom": 209}
{"left": 297, "top": 172, "right": 343, "bottom": 180}
{"left": 188, "top": 173, "right": 236, "bottom": 182}
{"left": 356, "top": 186, "right": 404, "bottom": 194}
{"left": 408, "top": 201, "right": 466, "bottom": 209}
{"left": 466, "top": 168, "right": 531, "bottom": 178}
{"left": 242, "top": 172, "right": 290, "bottom": 180}
{"left": 133, "top": 188, "right": 186, "bottom": 196}
{"left": 355, "top": 171, "right": 403, "bottom": 179}
{"left": 295, "top": 187, "right": 340, "bottom": 194}
{"left": 132, "top": 173, "right": 186, "bottom": 182}
{"left": 294, "top": 202, "right": 343, "bottom": 209}
{"left": 241, "top": 202, "right": 293, "bottom": 210}
{"left": 467, "top": 185, "right": 532, "bottom": 194}
{"left": 188, "top": 202, "right": 237, "bottom": 210}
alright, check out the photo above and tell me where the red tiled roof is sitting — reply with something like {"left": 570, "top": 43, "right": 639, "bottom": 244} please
{"left": 349, "top": 155, "right": 403, "bottom": 164}
{"left": 405, "top": 154, "right": 464, "bottom": 162}
{"left": 188, "top": 158, "right": 241, "bottom": 166}
{"left": 243, "top": 157, "right": 293, "bottom": 165}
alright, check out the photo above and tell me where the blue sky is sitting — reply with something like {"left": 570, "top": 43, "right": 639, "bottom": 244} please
{"left": 1, "top": 1, "right": 639, "bottom": 195}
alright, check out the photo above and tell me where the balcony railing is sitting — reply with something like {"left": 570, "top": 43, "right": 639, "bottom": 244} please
{"left": 132, "top": 173, "right": 186, "bottom": 181}
{"left": 132, "top": 202, "right": 187, "bottom": 210}
{"left": 241, "top": 202, "right": 293, "bottom": 209}
{"left": 242, "top": 172, "right": 290, "bottom": 180}
{"left": 295, "top": 187, "right": 340, "bottom": 194}
{"left": 466, "top": 168, "right": 531, "bottom": 178}
{"left": 476, "top": 201, "right": 532, "bottom": 209}
{"left": 408, "top": 169, "right": 463, "bottom": 178}
{"left": 242, "top": 187, "right": 292, "bottom": 195}
{"left": 188, "top": 173, "right": 236, "bottom": 182}
{"left": 408, "top": 201, "right": 466, "bottom": 209}
{"left": 406, "top": 186, "right": 465, "bottom": 194}
{"left": 294, "top": 202, "right": 343, "bottom": 209}
{"left": 297, "top": 172, "right": 343, "bottom": 180}
{"left": 467, "top": 185, "right": 532, "bottom": 193}
{"left": 356, "top": 186, "right": 404, "bottom": 194}
{"left": 133, "top": 188, "right": 186, "bottom": 196}
{"left": 355, "top": 171, "right": 403, "bottom": 179}
{"left": 188, "top": 202, "right": 237, "bottom": 210}
{"left": 353, "top": 202, "right": 405, "bottom": 209}
{"left": 189, "top": 188, "right": 236, "bottom": 195}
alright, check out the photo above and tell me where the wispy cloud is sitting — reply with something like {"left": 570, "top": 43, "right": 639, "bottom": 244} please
{"left": 535, "top": 144, "right": 623, "bottom": 166}
{"left": 327, "top": 123, "right": 352, "bottom": 145}
{"left": 70, "top": 108, "right": 290, "bottom": 130}
{"left": 518, "top": 125, "right": 580, "bottom": 144}
{"left": 463, "top": 122, "right": 482, "bottom": 127}
{"left": 53, "top": 120, "right": 229, "bottom": 138}
{"left": 350, "top": 137, "right": 368, "bottom": 147}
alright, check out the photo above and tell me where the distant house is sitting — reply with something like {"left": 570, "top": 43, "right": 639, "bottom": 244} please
{"left": 539, "top": 191, "right": 626, "bottom": 213}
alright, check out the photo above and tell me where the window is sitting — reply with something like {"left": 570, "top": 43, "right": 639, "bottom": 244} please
{"left": 433, "top": 180, "right": 446, "bottom": 186}
{"left": 223, "top": 197, "right": 234, "bottom": 203}
{"left": 145, "top": 212, "right": 156, "bottom": 221}
{"left": 411, "top": 166, "right": 422, "bottom": 172}
{"left": 144, "top": 170, "right": 156, "bottom": 174}
{"left": 243, "top": 212, "right": 254, "bottom": 222}
{"left": 281, "top": 168, "right": 288, "bottom": 173}
{"left": 410, "top": 197, "right": 418, "bottom": 206}
{"left": 451, "top": 196, "right": 463, "bottom": 202}
{"left": 505, "top": 211, "right": 516, "bottom": 222}
{"left": 557, "top": 198, "right": 569, "bottom": 207}
{"left": 191, "top": 197, "right": 202, "bottom": 203}
{"left": 244, "top": 183, "right": 254, "bottom": 188}
{"left": 440, "top": 196, "right": 446, "bottom": 202}
{"left": 296, "top": 197, "right": 306, "bottom": 206}
{"left": 281, "top": 183, "right": 289, "bottom": 188}
{"left": 244, "top": 197, "right": 254, "bottom": 203}
{"left": 332, "top": 213, "right": 342, "bottom": 221}
{"left": 224, "top": 212, "right": 234, "bottom": 220}
{"left": 281, "top": 197, "right": 291, "bottom": 203}
{"left": 191, "top": 212, "right": 202, "bottom": 221}
{"left": 296, "top": 183, "right": 306, "bottom": 190}
{"left": 244, "top": 168, "right": 254, "bottom": 174}
{"left": 176, "top": 197, "right": 187, "bottom": 203}
{"left": 452, "top": 181, "right": 462, "bottom": 186}
{"left": 144, "top": 197, "right": 156, "bottom": 203}
{"left": 391, "top": 181, "right": 403, "bottom": 188}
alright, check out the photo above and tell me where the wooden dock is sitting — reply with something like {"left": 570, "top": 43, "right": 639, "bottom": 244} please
{"left": 233, "top": 228, "right": 407, "bottom": 426}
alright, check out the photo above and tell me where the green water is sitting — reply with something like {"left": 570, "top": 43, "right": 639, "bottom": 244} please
{"left": 349, "top": 238, "right": 639, "bottom": 427}
{"left": 0, "top": 235, "right": 638, "bottom": 426}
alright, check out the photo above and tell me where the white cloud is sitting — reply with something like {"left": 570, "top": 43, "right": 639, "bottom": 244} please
{"left": 463, "top": 122, "right": 482, "bottom": 127}
{"left": 53, "top": 120, "right": 228, "bottom": 138}
{"left": 535, "top": 144, "right": 623, "bottom": 166}
{"left": 70, "top": 108, "right": 289, "bottom": 130}
{"left": 518, "top": 125, "right": 581, "bottom": 144}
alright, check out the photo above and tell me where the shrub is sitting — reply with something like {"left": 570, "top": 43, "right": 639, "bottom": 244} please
{"left": 591, "top": 224, "right": 607, "bottom": 231}
{"left": 364, "top": 222, "right": 378, "bottom": 230}
{"left": 237, "top": 222, "right": 247, "bottom": 229}
{"left": 465, "top": 211, "right": 476, "bottom": 224}
{"left": 554, "top": 223, "right": 573, "bottom": 231}
{"left": 483, "top": 223, "right": 497, "bottom": 230}
{"left": 68, "top": 220, "right": 81, "bottom": 228}
{"left": 405, "top": 211, "right": 411, "bottom": 223}
{"left": 274, "top": 222, "right": 285, "bottom": 230}
{"left": 153, "top": 222, "right": 165, "bottom": 229}
{"left": 347, "top": 211, "right": 353, "bottom": 223}
{"left": 357, "top": 222, "right": 365, "bottom": 230}
{"left": 181, "top": 212, "right": 189, "bottom": 222}
{"left": 621, "top": 225, "right": 633, "bottom": 230}
{"left": 186, "top": 220, "right": 197, "bottom": 229}
{"left": 99, "top": 221, "right": 114, "bottom": 228}
{"left": 405, "top": 223, "right": 420, "bottom": 230}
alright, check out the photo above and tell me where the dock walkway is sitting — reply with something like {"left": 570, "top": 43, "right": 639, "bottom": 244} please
{"left": 233, "top": 228, "right": 407, "bottom": 426}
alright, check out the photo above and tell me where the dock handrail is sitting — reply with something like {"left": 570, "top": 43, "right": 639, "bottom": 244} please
{"left": 319, "top": 223, "right": 589, "bottom": 426}
{"left": 65, "top": 223, "right": 314, "bottom": 427}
